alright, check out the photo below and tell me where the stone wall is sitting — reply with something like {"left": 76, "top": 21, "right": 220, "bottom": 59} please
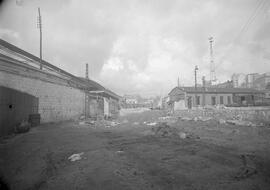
{"left": 0, "top": 70, "right": 84, "bottom": 123}
{"left": 175, "top": 107, "right": 270, "bottom": 124}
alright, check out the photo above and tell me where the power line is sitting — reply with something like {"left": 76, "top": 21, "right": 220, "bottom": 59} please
{"left": 217, "top": 0, "right": 268, "bottom": 70}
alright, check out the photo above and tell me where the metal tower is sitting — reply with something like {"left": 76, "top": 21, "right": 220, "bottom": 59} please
{"left": 209, "top": 37, "right": 216, "bottom": 82}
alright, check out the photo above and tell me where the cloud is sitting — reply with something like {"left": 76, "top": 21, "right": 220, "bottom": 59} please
{"left": 0, "top": 0, "right": 269, "bottom": 97}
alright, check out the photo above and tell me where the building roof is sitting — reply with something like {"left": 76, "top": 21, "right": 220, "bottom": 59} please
{"left": 169, "top": 86, "right": 263, "bottom": 95}
{"left": 0, "top": 38, "right": 121, "bottom": 99}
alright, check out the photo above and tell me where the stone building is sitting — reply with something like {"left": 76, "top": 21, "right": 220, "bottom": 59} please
{"left": 168, "top": 86, "right": 263, "bottom": 110}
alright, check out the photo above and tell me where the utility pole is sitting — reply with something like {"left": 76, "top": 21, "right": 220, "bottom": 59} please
{"left": 37, "top": 7, "right": 42, "bottom": 70}
{"left": 202, "top": 76, "right": 206, "bottom": 107}
{"left": 86, "top": 63, "right": 89, "bottom": 79}
{"left": 85, "top": 63, "right": 89, "bottom": 118}
{"left": 177, "top": 77, "right": 180, "bottom": 87}
{"left": 194, "top": 65, "right": 198, "bottom": 106}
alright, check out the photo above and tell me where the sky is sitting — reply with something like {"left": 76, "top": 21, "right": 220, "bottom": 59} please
{"left": 0, "top": 0, "right": 269, "bottom": 97}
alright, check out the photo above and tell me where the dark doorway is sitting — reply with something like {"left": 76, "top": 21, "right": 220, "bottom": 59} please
{"left": 187, "top": 97, "right": 192, "bottom": 109}
{"left": 211, "top": 96, "right": 216, "bottom": 105}
{"left": 0, "top": 86, "right": 39, "bottom": 136}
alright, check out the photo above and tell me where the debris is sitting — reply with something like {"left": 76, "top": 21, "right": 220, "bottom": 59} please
{"left": 116, "top": 150, "right": 124, "bottom": 154}
{"left": 110, "top": 121, "right": 120, "bottom": 126}
{"left": 178, "top": 132, "right": 187, "bottom": 139}
{"left": 79, "top": 121, "right": 86, "bottom": 125}
{"left": 151, "top": 123, "right": 178, "bottom": 137}
{"left": 180, "top": 117, "right": 193, "bottom": 121}
{"left": 158, "top": 116, "right": 174, "bottom": 120}
{"left": 226, "top": 120, "right": 255, "bottom": 126}
{"left": 193, "top": 117, "right": 198, "bottom": 122}
{"left": 235, "top": 154, "right": 257, "bottom": 180}
{"left": 85, "top": 120, "right": 95, "bottom": 125}
{"left": 15, "top": 120, "right": 31, "bottom": 133}
{"left": 79, "top": 115, "right": 85, "bottom": 120}
{"left": 68, "top": 152, "right": 84, "bottom": 162}
{"left": 218, "top": 119, "right": 226, "bottom": 124}
{"left": 147, "top": 122, "right": 157, "bottom": 126}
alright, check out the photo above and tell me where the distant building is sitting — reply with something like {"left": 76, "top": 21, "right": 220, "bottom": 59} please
{"left": 215, "top": 80, "right": 234, "bottom": 88}
{"left": 253, "top": 73, "right": 270, "bottom": 90}
{"left": 168, "top": 86, "right": 263, "bottom": 110}
{"left": 231, "top": 73, "right": 246, "bottom": 88}
{"left": 245, "top": 73, "right": 260, "bottom": 88}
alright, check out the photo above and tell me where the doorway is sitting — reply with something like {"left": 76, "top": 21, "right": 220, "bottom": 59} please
{"left": 0, "top": 86, "right": 38, "bottom": 136}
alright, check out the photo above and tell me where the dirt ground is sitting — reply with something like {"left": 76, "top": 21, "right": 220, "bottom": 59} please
{"left": 1, "top": 110, "right": 270, "bottom": 190}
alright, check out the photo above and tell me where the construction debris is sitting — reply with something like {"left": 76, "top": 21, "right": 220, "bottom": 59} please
{"left": 151, "top": 122, "right": 178, "bottom": 137}
{"left": 178, "top": 132, "right": 187, "bottom": 139}
{"left": 218, "top": 119, "right": 226, "bottom": 124}
{"left": 147, "top": 122, "right": 158, "bottom": 126}
{"left": 68, "top": 152, "right": 84, "bottom": 162}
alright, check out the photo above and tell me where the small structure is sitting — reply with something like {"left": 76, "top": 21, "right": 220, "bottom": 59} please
{"left": 168, "top": 86, "right": 264, "bottom": 110}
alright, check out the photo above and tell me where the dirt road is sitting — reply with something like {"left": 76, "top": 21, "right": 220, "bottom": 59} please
{"left": 1, "top": 110, "right": 270, "bottom": 190}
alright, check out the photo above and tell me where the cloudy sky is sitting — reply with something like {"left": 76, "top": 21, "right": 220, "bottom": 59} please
{"left": 0, "top": 0, "right": 269, "bottom": 97}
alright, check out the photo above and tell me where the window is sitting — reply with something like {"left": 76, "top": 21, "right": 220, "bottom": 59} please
{"left": 220, "top": 96, "right": 224, "bottom": 104}
{"left": 227, "top": 96, "right": 231, "bottom": 105}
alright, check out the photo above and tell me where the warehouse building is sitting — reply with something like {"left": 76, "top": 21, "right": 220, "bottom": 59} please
{"left": 0, "top": 39, "right": 120, "bottom": 136}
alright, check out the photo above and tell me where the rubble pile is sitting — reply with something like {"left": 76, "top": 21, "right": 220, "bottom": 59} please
{"left": 151, "top": 122, "right": 179, "bottom": 137}
{"left": 149, "top": 122, "right": 200, "bottom": 139}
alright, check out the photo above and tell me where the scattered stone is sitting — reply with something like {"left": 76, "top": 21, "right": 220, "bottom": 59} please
{"left": 151, "top": 123, "right": 178, "bottom": 137}
{"left": 218, "top": 119, "right": 226, "bottom": 124}
{"left": 226, "top": 120, "right": 255, "bottom": 126}
{"left": 147, "top": 122, "right": 158, "bottom": 126}
{"left": 178, "top": 132, "right": 187, "bottom": 139}
{"left": 110, "top": 121, "right": 120, "bottom": 126}
{"left": 181, "top": 117, "right": 193, "bottom": 121}
{"left": 68, "top": 152, "right": 84, "bottom": 162}
{"left": 116, "top": 150, "right": 124, "bottom": 154}
{"left": 158, "top": 116, "right": 174, "bottom": 120}
{"left": 79, "top": 121, "right": 86, "bottom": 125}
{"left": 79, "top": 115, "right": 85, "bottom": 120}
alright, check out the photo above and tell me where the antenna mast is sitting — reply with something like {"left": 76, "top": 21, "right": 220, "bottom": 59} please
{"left": 209, "top": 37, "right": 216, "bottom": 83}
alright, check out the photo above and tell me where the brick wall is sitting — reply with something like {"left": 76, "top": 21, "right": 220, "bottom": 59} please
{"left": 0, "top": 71, "right": 84, "bottom": 123}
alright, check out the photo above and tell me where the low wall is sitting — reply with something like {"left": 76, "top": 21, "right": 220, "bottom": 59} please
{"left": 174, "top": 107, "right": 270, "bottom": 124}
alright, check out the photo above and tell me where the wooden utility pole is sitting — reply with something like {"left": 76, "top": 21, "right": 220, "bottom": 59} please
{"left": 85, "top": 63, "right": 89, "bottom": 118}
{"left": 202, "top": 76, "right": 206, "bottom": 106}
{"left": 194, "top": 66, "right": 198, "bottom": 106}
{"left": 37, "top": 7, "right": 42, "bottom": 70}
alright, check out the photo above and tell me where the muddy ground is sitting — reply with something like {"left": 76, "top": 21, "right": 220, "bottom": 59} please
{"left": 1, "top": 110, "right": 270, "bottom": 190}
